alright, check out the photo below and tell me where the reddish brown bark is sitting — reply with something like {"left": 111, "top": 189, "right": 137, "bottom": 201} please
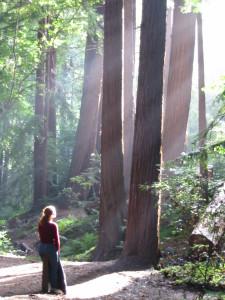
{"left": 163, "top": 6, "right": 173, "bottom": 112}
{"left": 162, "top": 0, "right": 196, "bottom": 163}
{"left": 67, "top": 34, "right": 103, "bottom": 198}
{"left": 123, "top": 0, "right": 135, "bottom": 201}
{"left": 122, "top": 0, "right": 166, "bottom": 266}
{"left": 95, "top": 0, "right": 126, "bottom": 260}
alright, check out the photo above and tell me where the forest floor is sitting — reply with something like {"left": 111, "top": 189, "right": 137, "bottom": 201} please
{"left": 0, "top": 209, "right": 217, "bottom": 299}
{"left": 0, "top": 254, "right": 204, "bottom": 300}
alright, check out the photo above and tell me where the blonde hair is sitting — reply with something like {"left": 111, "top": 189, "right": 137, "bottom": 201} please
{"left": 39, "top": 205, "right": 56, "bottom": 226}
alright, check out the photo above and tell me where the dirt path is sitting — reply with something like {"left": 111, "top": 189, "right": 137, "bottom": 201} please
{"left": 0, "top": 255, "right": 203, "bottom": 299}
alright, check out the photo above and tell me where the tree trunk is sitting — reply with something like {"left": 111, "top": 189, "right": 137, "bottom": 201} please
{"left": 34, "top": 19, "right": 46, "bottom": 206}
{"left": 95, "top": 92, "right": 102, "bottom": 155}
{"left": 163, "top": 5, "right": 173, "bottom": 113}
{"left": 190, "top": 183, "right": 225, "bottom": 248}
{"left": 162, "top": 0, "right": 196, "bottom": 163}
{"left": 2, "top": 149, "right": 9, "bottom": 187}
{"left": 198, "top": 14, "right": 206, "bottom": 147}
{"left": 0, "top": 151, "right": 3, "bottom": 190}
{"left": 46, "top": 16, "right": 57, "bottom": 198}
{"left": 95, "top": 0, "right": 126, "bottom": 260}
{"left": 123, "top": 0, "right": 135, "bottom": 202}
{"left": 197, "top": 13, "right": 208, "bottom": 202}
{"left": 122, "top": 0, "right": 166, "bottom": 267}
{"left": 67, "top": 34, "right": 103, "bottom": 200}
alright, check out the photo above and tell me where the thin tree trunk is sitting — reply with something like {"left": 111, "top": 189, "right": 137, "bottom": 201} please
{"left": 0, "top": 151, "right": 3, "bottom": 190}
{"left": 34, "top": 19, "right": 46, "bottom": 206}
{"left": 95, "top": 92, "right": 102, "bottom": 155}
{"left": 46, "top": 16, "right": 57, "bottom": 197}
{"left": 198, "top": 13, "right": 206, "bottom": 148}
{"left": 2, "top": 149, "right": 9, "bottom": 187}
{"left": 123, "top": 0, "right": 135, "bottom": 202}
{"left": 122, "top": 0, "right": 166, "bottom": 267}
{"left": 197, "top": 13, "right": 208, "bottom": 201}
{"left": 95, "top": 0, "right": 126, "bottom": 260}
{"left": 162, "top": 0, "right": 196, "bottom": 163}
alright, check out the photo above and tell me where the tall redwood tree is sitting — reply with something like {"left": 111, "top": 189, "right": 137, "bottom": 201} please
{"left": 162, "top": 0, "right": 196, "bottom": 163}
{"left": 123, "top": 0, "right": 135, "bottom": 201}
{"left": 67, "top": 33, "right": 103, "bottom": 198}
{"left": 122, "top": 0, "right": 166, "bottom": 266}
{"left": 95, "top": 0, "right": 126, "bottom": 260}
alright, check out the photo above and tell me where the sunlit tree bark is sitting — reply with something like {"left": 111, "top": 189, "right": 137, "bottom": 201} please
{"left": 67, "top": 34, "right": 103, "bottom": 200}
{"left": 162, "top": 0, "right": 196, "bottom": 163}
{"left": 197, "top": 12, "right": 208, "bottom": 200}
{"left": 122, "top": 0, "right": 166, "bottom": 266}
{"left": 95, "top": 0, "right": 126, "bottom": 260}
{"left": 198, "top": 13, "right": 207, "bottom": 153}
{"left": 163, "top": 4, "right": 173, "bottom": 112}
{"left": 123, "top": 0, "right": 135, "bottom": 201}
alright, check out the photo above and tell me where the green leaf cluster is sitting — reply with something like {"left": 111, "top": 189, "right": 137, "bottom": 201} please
{"left": 161, "top": 256, "right": 225, "bottom": 289}
{"left": 0, "top": 231, "right": 13, "bottom": 253}
{"left": 0, "top": 0, "right": 103, "bottom": 215}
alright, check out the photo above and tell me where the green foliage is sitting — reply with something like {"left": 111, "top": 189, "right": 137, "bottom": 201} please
{"left": 0, "top": 231, "right": 13, "bottom": 253}
{"left": 161, "top": 254, "right": 225, "bottom": 289}
{"left": 181, "top": 0, "right": 202, "bottom": 13}
{"left": 70, "top": 153, "right": 101, "bottom": 201}
{"left": 60, "top": 232, "right": 97, "bottom": 260}
{"left": 205, "top": 78, "right": 225, "bottom": 143}
{"left": 58, "top": 213, "right": 98, "bottom": 240}
{"left": 0, "top": 0, "right": 103, "bottom": 215}
{"left": 58, "top": 213, "right": 98, "bottom": 260}
{"left": 58, "top": 214, "right": 77, "bottom": 232}
{"left": 145, "top": 147, "right": 225, "bottom": 234}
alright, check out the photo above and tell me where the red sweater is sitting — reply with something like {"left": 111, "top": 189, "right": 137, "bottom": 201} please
{"left": 38, "top": 221, "right": 60, "bottom": 251}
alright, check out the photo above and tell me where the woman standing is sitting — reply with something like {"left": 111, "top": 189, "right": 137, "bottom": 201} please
{"left": 38, "top": 205, "right": 60, "bottom": 293}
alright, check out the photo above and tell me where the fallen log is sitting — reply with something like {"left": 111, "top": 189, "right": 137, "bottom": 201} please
{"left": 189, "top": 183, "right": 225, "bottom": 248}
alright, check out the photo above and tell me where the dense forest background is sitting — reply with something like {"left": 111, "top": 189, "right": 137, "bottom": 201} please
{"left": 0, "top": 0, "right": 224, "bottom": 213}
{"left": 0, "top": 0, "right": 225, "bottom": 286}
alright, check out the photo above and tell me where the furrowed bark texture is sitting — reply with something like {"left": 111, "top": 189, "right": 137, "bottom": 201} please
{"left": 122, "top": 0, "right": 166, "bottom": 266}
{"left": 67, "top": 34, "right": 103, "bottom": 197}
{"left": 95, "top": 0, "right": 126, "bottom": 260}
{"left": 123, "top": 0, "right": 135, "bottom": 201}
{"left": 162, "top": 0, "right": 196, "bottom": 163}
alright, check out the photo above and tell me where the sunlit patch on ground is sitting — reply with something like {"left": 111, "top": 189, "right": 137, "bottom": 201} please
{"left": 0, "top": 263, "right": 41, "bottom": 278}
{"left": 66, "top": 270, "right": 153, "bottom": 299}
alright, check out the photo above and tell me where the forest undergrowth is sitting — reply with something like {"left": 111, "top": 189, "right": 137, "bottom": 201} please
{"left": 0, "top": 204, "right": 224, "bottom": 299}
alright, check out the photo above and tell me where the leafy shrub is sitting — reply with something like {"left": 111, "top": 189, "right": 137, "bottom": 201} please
{"left": 60, "top": 233, "right": 97, "bottom": 260}
{"left": 58, "top": 213, "right": 99, "bottom": 261}
{"left": 0, "top": 231, "right": 13, "bottom": 253}
{"left": 70, "top": 153, "right": 100, "bottom": 202}
{"left": 58, "top": 213, "right": 98, "bottom": 240}
{"left": 161, "top": 253, "right": 225, "bottom": 289}
{"left": 0, "top": 220, "right": 6, "bottom": 230}
{"left": 146, "top": 151, "right": 223, "bottom": 235}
